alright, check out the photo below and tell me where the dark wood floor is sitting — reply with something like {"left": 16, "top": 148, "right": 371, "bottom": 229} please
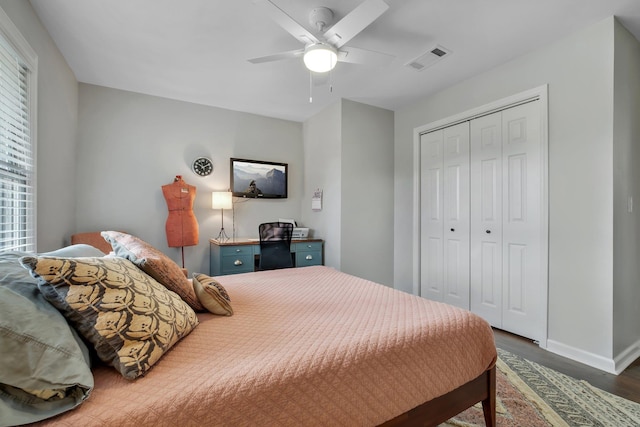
{"left": 493, "top": 328, "right": 640, "bottom": 404}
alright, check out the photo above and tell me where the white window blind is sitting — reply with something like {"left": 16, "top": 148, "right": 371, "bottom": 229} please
{"left": 0, "top": 21, "right": 35, "bottom": 252}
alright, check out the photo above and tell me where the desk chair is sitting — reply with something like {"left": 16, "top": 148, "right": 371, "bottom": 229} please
{"left": 258, "top": 222, "right": 294, "bottom": 270}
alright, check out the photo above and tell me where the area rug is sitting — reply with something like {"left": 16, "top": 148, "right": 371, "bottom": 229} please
{"left": 442, "top": 348, "right": 640, "bottom": 426}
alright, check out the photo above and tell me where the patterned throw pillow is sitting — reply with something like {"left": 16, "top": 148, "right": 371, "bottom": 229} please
{"left": 101, "top": 231, "right": 204, "bottom": 312}
{"left": 192, "top": 273, "right": 233, "bottom": 316}
{"left": 20, "top": 256, "right": 199, "bottom": 380}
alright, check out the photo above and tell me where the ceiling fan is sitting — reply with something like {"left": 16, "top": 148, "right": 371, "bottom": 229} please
{"left": 248, "top": 0, "right": 394, "bottom": 73}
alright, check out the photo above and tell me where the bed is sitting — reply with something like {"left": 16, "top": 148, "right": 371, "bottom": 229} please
{"left": 1, "top": 237, "right": 496, "bottom": 427}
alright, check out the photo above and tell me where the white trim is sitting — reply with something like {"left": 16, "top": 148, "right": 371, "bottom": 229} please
{"left": 414, "top": 86, "right": 547, "bottom": 135}
{"left": 0, "top": 7, "right": 37, "bottom": 66}
{"left": 412, "top": 85, "right": 549, "bottom": 346}
{"left": 548, "top": 336, "right": 640, "bottom": 375}
{"left": 613, "top": 339, "right": 640, "bottom": 375}
{"left": 538, "top": 86, "right": 549, "bottom": 349}
{"left": 546, "top": 339, "right": 617, "bottom": 375}
{"left": 412, "top": 129, "right": 421, "bottom": 296}
{"left": 0, "top": 5, "right": 39, "bottom": 250}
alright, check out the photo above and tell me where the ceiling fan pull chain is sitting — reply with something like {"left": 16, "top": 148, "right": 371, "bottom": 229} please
{"left": 330, "top": 69, "right": 333, "bottom": 93}
{"left": 309, "top": 71, "right": 313, "bottom": 103}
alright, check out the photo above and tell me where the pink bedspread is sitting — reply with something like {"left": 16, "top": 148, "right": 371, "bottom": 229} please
{"left": 37, "top": 266, "right": 496, "bottom": 426}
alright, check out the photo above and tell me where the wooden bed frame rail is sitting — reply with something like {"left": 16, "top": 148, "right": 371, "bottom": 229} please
{"left": 380, "top": 365, "right": 496, "bottom": 427}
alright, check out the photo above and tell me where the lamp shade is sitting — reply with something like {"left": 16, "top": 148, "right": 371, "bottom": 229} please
{"left": 303, "top": 43, "right": 337, "bottom": 73}
{"left": 211, "top": 191, "right": 232, "bottom": 210}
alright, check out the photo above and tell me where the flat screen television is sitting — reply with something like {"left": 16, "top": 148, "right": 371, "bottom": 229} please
{"left": 230, "top": 158, "right": 288, "bottom": 199}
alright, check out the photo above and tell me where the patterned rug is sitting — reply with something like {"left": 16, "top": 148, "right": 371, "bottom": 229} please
{"left": 443, "top": 348, "right": 640, "bottom": 427}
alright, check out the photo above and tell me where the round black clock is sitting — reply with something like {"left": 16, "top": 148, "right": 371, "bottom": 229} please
{"left": 192, "top": 157, "right": 213, "bottom": 176}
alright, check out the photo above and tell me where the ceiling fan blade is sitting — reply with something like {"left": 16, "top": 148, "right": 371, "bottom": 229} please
{"left": 337, "top": 46, "right": 394, "bottom": 66}
{"left": 253, "top": 0, "right": 319, "bottom": 45}
{"left": 248, "top": 48, "right": 305, "bottom": 64}
{"left": 323, "top": 0, "right": 389, "bottom": 49}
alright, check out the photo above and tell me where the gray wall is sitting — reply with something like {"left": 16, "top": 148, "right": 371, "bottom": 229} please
{"left": 302, "top": 99, "right": 394, "bottom": 285}
{"left": 302, "top": 101, "right": 342, "bottom": 269}
{"left": 613, "top": 22, "right": 640, "bottom": 358}
{"left": 395, "top": 16, "right": 639, "bottom": 371}
{"left": 0, "top": 1, "right": 79, "bottom": 251}
{"left": 76, "top": 84, "right": 303, "bottom": 275}
{"left": 341, "top": 100, "right": 394, "bottom": 285}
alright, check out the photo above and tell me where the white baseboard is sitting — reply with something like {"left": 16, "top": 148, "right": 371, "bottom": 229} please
{"left": 546, "top": 339, "right": 617, "bottom": 374}
{"left": 546, "top": 338, "right": 640, "bottom": 375}
{"left": 613, "top": 339, "right": 640, "bottom": 375}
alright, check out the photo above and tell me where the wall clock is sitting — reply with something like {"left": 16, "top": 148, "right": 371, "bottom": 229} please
{"left": 192, "top": 156, "right": 213, "bottom": 176}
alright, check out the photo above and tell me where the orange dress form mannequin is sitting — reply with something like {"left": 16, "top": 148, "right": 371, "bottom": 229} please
{"left": 162, "top": 176, "right": 199, "bottom": 267}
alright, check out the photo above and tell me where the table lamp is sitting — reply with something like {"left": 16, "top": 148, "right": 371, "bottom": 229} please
{"left": 212, "top": 191, "right": 233, "bottom": 241}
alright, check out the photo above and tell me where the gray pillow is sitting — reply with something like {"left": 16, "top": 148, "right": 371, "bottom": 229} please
{"left": 40, "top": 243, "right": 106, "bottom": 258}
{"left": 0, "top": 250, "right": 94, "bottom": 426}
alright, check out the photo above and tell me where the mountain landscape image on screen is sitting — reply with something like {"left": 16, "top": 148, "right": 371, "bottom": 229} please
{"left": 233, "top": 160, "right": 286, "bottom": 198}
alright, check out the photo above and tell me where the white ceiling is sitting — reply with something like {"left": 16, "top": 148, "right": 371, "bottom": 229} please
{"left": 29, "top": 0, "right": 640, "bottom": 122}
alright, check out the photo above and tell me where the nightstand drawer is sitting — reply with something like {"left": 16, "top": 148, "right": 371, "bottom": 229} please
{"left": 220, "top": 253, "right": 254, "bottom": 274}
{"left": 295, "top": 250, "right": 322, "bottom": 267}
{"left": 292, "top": 241, "right": 323, "bottom": 252}
{"left": 220, "top": 245, "right": 254, "bottom": 257}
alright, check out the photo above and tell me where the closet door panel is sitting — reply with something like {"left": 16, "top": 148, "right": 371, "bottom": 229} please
{"left": 479, "top": 240, "right": 500, "bottom": 325}
{"left": 445, "top": 239, "right": 463, "bottom": 299}
{"left": 506, "top": 243, "right": 526, "bottom": 312}
{"left": 481, "top": 160, "right": 499, "bottom": 222}
{"left": 470, "top": 112, "right": 503, "bottom": 326}
{"left": 424, "top": 237, "right": 443, "bottom": 295}
{"left": 420, "top": 131, "right": 444, "bottom": 301}
{"left": 442, "top": 123, "right": 470, "bottom": 309}
{"left": 501, "top": 101, "right": 542, "bottom": 339}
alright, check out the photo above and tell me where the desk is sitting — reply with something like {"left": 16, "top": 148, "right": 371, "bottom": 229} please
{"left": 209, "top": 238, "right": 324, "bottom": 276}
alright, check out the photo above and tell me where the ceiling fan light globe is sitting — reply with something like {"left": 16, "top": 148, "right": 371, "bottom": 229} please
{"left": 303, "top": 44, "right": 338, "bottom": 73}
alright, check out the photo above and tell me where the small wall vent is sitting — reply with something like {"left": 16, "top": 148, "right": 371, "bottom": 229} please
{"left": 405, "top": 45, "right": 451, "bottom": 72}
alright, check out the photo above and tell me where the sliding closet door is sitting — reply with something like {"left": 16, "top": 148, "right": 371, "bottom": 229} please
{"left": 500, "top": 101, "right": 542, "bottom": 339}
{"left": 420, "top": 122, "right": 470, "bottom": 309}
{"left": 470, "top": 112, "right": 503, "bottom": 325}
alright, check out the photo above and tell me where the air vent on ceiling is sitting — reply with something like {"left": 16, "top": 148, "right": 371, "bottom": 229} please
{"left": 405, "top": 45, "right": 451, "bottom": 72}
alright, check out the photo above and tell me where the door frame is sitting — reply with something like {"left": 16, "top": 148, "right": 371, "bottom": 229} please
{"left": 412, "top": 85, "right": 549, "bottom": 347}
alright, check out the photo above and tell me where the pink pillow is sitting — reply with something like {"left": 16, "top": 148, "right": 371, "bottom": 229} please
{"left": 101, "top": 231, "right": 204, "bottom": 311}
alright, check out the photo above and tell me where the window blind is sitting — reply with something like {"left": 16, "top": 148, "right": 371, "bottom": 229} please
{"left": 0, "top": 31, "right": 34, "bottom": 252}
